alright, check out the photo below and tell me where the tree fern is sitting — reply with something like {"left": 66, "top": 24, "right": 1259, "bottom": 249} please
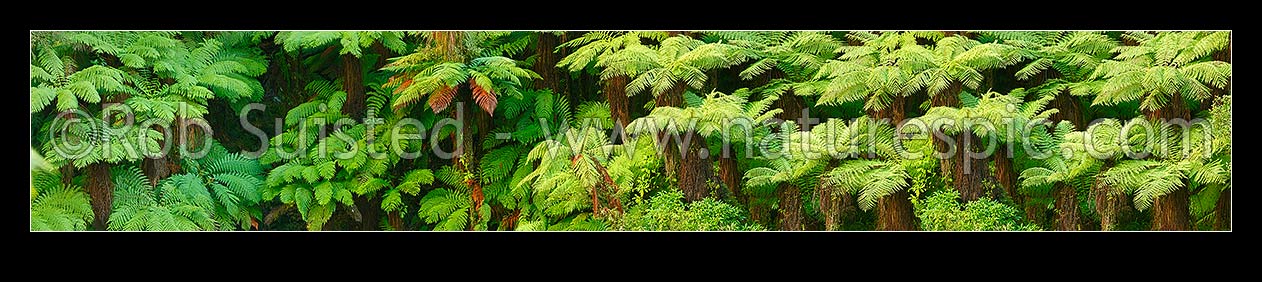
{"left": 30, "top": 169, "right": 94, "bottom": 231}
{"left": 30, "top": 42, "right": 129, "bottom": 113}
{"left": 900, "top": 34, "right": 1029, "bottom": 98}
{"left": 109, "top": 166, "right": 216, "bottom": 231}
{"left": 173, "top": 140, "right": 266, "bottom": 230}
{"left": 385, "top": 32, "right": 540, "bottom": 114}
{"left": 811, "top": 31, "right": 920, "bottom": 110}
{"left": 1090, "top": 31, "right": 1230, "bottom": 114}
{"left": 616, "top": 36, "right": 756, "bottom": 98}
{"left": 1098, "top": 112, "right": 1230, "bottom": 211}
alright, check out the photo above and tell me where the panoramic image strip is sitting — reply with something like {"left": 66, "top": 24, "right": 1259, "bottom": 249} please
{"left": 30, "top": 31, "right": 1231, "bottom": 231}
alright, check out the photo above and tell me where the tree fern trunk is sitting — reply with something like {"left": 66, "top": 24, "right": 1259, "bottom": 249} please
{"left": 656, "top": 82, "right": 685, "bottom": 176}
{"left": 369, "top": 41, "right": 390, "bottom": 67}
{"left": 449, "top": 85, "right": 484, "bottom": 231}
{"left": 355, "top": 195, "right": 381, "bottom": 231}
{"left": 534, "top": 33, "right": 562, "bottom": 96}
{"left": 341, "top": 54, "right": 365, "bottom": 118}
{"left": 776, "top": 183, "right": 804, "bottom": 231}
{"left": 144, "top": 125, "right": 183, "bottom": 184}
{"left": 1214, "top": 187, "right": 1230, "bottom": 230}
{"left": 818, "top": 163, "right": 861, "bottom": 231}
{"left": 994, "top": 147, "right": 1019, "bottom": 204}
{"left": 890, "top": 95, "right": 906, "bottom": 125}
{"left": 679, "top": 129, "right": 712, "bottom": 202}
{"left": 931, "top": 82, "right": 963, "bottom": 177}
{"left": 60, "top": 164, "right": 75, "bottom": 187}
{"left": 749, "top": 200, "right": 773, "bottom": 228}
{"left": 86, "top": 162, "right": 113, "bottom": 230}
{"left": 1053, "top": 183, "right": 1081, "bottom": 231}
{"left": 453, "top": 85, "right": 474, "bottom": 171}
{"left": 1023, "top": 195, "right": 1047, "bottom": 227}
{"left": 818, "top": 180, "right": 840, "bottom": 231}
{"left": 605, "top": 75, "right": 631, "bottom": 133}
{"left": 1050, "top": 89, "right": 1084, "bottom": 130}
{"left": 142, "top": 156, "right": 170, "bottom": 186}
{"left": 951, "top": 131, "right": 989, "bottom": 202}
{"left": 388, "top": 211, "right": 404, "bottom": 231}
{"left": 1093, "top": 164, "right": 1133, "bottom": 231}
{"left": 432, "top": 31, "right": 466, "bottom": 62}
{"left": 1143, "top": 92, "right": 1191, "bottom": 231}
{"left": 718, "top": 151, "right": 740, "bottom": 201}
{"left": 1150, "top": 184, "right": 1191, "bottom": 230}
{"left": 876, "top": 188, "right": 918, "bottom": 230}
{"left": 142, "top": 125, "right": 175, "bottom": 185}
{"left": 1144, "top": 92, "right": 1190, "bottom": 121}
{"left": 655, "top": 80, "right": 684, "bottom": 107}
{"left": 705, "top": 69, "right": 719, "bottom": 93}
{"left": 769, "top": 69, "right": 807, "bottom": 131}
{"left": 860, "top": 102, "right": 918, "bottom": 231}
{"left": 930, "top": 82, "right": 990, "bottom": 202}
{"left": 1121, "top": 33, "right": 1142, "bottom": 46}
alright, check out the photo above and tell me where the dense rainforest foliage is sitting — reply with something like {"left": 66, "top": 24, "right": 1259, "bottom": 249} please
{"left": 29, "top": 31, "right": 1231, "bottom": 231}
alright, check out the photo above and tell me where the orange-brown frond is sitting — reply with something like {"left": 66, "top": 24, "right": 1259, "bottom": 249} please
{"left": 428, "top": 85, "right": 458, "bottom": 113}
{"left": 394, "top": 79, "right": 414, "bottom": 94}
{"left": 471, "top": 83, "right": 498, "bottom": 115}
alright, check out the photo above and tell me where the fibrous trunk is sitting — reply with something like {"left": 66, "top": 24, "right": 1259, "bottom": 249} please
{"left": 1215, "top": 187, "right": 1230, "bottom": 230}
{"left": 1053, "top": 183, "right": 1081, "bottom": 231}
{"left": 144, "top": 124, "right": 183, "bottom": 184}
{"left": 994, "top": 147, "right": 1019, "bottom": 204}
{"left": 534, "top": 32, "right": 562, "bottom": 99}
{"left": 770, "top": 69, "right": 806, "bottom": 131}
{"left": 718, "top": 152, "right": 740, "bottom": 201}
{"left": 1203, "top": 41, "right": 1230, "bottom": 112}
{"left": 143, "top": 155, "right": 171, "bottom": 186}
{"left": 867, "top": 95, "right": 906, "bottom": 126}
{"left": 1023, "top": 195, "right": 1047, "bottom": 227}
{"left": 468, "top": 96, "right": 493, "bottom": 230}
{"left": 87, "top": 162, "right": 113, "bottom": 230}
{"left": 1050, "top": 89, "right": 1084, "bottom": 130}
{"left": 341, "top": 54, "right": 365, "bottom": 118}
{"left": 818, "top": 187, "right": 857, "bottom": 231}
{"left": 388, "top": 211, "right": 405, "bottom": 231}
{"left": 818, "top": 181, "right": 841, "bottom": 231}
{"left": 1092, "top": 165, "right": 1133, "bottom": 231}
{"left": 928, "top": 82, "right": 984, "bottom": 203}
{"left": 1150, "top": 185, "right": 1191, "bottom": 231}
{"left": 356, "top": 195, "right": 382, "bottom": 231}
{"left": 679, "top": 129, "right": 712, "bottom": 202}
{"left": 951, "top": 132, "right": 989, "bottom": 202}
{"left": 655, "top": 82, "right": 685, "bottom": 176}
{"left": 776, "top": 183, "right": 804, "bottom": 231}
{"left": 450, "top": 85, "right": 486, "bottom": 231}
{"left": 605, "top": 75, "right": 631, "bottom": 133}
{"left": 1143, "top": 92, "right": 1191, "bottom": 231}
{"left": 931, "top": 82, "right": 963, "bottom": 177}
{"left": 876, "top": 188, "right": 918, "bottom": 230}
{"left": 863, "top": 95, "right": 917, "bottom": 230}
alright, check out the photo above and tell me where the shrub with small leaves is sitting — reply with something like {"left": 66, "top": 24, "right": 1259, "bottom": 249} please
{"left": 916, "top": 190, "right": 1040, "bottom": 231}
{"left": 615, "top": 190, "right": 763, "bottom": 231}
